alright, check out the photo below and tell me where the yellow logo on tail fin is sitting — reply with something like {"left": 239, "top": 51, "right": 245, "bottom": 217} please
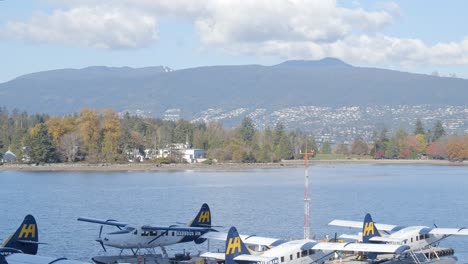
{"left": 19, "top": 224, "right": 36, "bottom": 239}
{"left": 363, "top": 222, "right": 375, "bottom": 237}
{"left": 226, "top": 237, "right": 241, "bottom": 255}
{"left": 198, "top": 211, "right": 210, "bottom": 223}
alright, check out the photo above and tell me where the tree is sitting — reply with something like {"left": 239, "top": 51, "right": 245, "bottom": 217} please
{"left": 24, "top": 123, "right": 56, "bottom": 163}
{"left": 446, "top": 136, "right": 468, "bottom": 161}
{"left": 372, "top": 127, "right": 389, "bottom": 158}
{"left": 432, "top": 120, "right": 445, "bottom": 142}
{"left": 273, "top": 122, "right": 285, "bottom": 146}
{"left": 414, "top": 119, "right": 425, "bottom": 135}
{"left": 351, "top": 137, "right": 368, "bottom": 155}
{"left": 240, "top": 117, "right": 256, "bottom": 144}
{"left": 415, "top": 134, "right": 428, "bottom": 153}
{"left": 77, "top": 109, "right": 100, "bottom": 161}
{"left": 59, "top": 131, "right": 81, "bottom": 162}
{"left": 276, "top": 135, "right": 292, "bottom": 160}
{"left": 321, "top": 141, "right": 331, "bottom": 154}
{"left": 173, "top": 120, "right": 194, "bottom": 145}
{"left": 385, "top": 138, "right": 400, "bottom": 159}
{"left": 426, "top": 141, "right": 447, "bottom": 159}
{"left": 46, "top": 117, "right": 76, "bottom": 146}
{"left": 334, "top": 144, "right": 349, "bottom": 155}
{"left": 101, "top": 109, "right": 122, "bottom": 162}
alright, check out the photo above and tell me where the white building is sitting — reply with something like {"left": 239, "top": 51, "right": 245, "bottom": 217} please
{"left": 181, "top": 149, "right": 206, "bottom": 163}
{"left": 154, "top": 144, "right": 206, "bottom": 163}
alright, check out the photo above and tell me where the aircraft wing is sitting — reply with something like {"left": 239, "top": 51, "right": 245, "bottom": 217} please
{"left": 200, "top": 252, "right": 277, "bottom": 263}
{"left": 369, "top": 236, "right": 405, "bottom": 243}
{"left": 141, "top": 225, "right": 212, "bottom": 232}
{"left": 200, "top": 231, "right": 285, "bottom": 246}
{"left": 234, "top": 255, "right": 277, "bottom": 262}
{"left": 429, "top": 228, "right": 468, "bottom": 236}
{"left": 200, "top": 252, "right": 225, "bottom": 260}
{"left": 77, "top": 217, "right": 128, "bottom": 227}
{"left": 328, "top": 220, "right": 399, "bottom": 232}
{"left": 312, "top": 242, "right": 409, "bottom": 254}
{"left": 5, "top": 253, "right": 88, "bottom": 264}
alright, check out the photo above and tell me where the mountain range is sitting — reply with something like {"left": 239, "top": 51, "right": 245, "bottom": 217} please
{"left": 0, "top": 58, "right": 467, "bottom": 118}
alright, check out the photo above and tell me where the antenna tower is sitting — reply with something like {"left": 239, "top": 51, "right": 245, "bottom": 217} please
{"left": 303, "top": 148, "right": 315, "bottom": 240}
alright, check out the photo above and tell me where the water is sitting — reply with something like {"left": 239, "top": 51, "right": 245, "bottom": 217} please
{"left": 0, "top": 164, "right": 467, "bottom": 262}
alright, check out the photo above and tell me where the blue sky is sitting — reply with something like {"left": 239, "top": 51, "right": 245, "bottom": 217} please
{"left": 1, "top": 0, "right": 467, "bottom": 82}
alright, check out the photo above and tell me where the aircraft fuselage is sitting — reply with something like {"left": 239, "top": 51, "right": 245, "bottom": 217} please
{"left": 103, "top": 228, "right": 203, "bottom": 249}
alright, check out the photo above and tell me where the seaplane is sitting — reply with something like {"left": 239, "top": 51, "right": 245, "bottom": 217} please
{"left": 329, "top": 213, "right": 463, "bottom": 263}
{"left": 78, "top": 203, "right": 215, "bottom": 255}
{"left": 1, "top": 215, "right": 87, "bottom": 264}
{"left": 201, "top": 226, "right": 410, "bottom": 264}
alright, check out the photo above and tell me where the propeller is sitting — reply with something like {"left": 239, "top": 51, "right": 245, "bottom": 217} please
{"left": 96, "top": 225, "right": 107, "bottom": 252}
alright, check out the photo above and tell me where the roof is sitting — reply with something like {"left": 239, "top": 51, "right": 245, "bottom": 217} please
{"left": 4, "top": 150, "right": 16, "bottom": 157}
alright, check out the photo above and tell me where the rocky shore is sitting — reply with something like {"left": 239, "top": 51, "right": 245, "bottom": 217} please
{"left": 0, "top": 159, "right": 465, "bottom": 172}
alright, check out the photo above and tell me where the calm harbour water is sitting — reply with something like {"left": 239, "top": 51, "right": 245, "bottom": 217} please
{"left": 0, "top": 164, "right": 467, "bottom": 262}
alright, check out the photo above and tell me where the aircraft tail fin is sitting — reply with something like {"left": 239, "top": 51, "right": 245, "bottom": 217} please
{"left": 225, "top": 227, "right": 250, "bottom": 264}
{"left": 362, "top": 213, "right": 381, "bottom": 259}
{"left": 362, "top": 213, "right": 381, "bottom": 243}
{"left": 2, "top": 215, "right": 39, "bottom": 255}
{"left": 190, "top": 203, "right": 211, "bottom": 228}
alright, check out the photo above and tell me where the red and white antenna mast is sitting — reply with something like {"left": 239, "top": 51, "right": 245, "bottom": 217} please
{"left": 303, "top": 148, "right": 315, "bottom": 240}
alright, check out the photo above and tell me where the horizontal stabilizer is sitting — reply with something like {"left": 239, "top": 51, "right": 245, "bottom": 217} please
{"left": 16, "top": 240, "right": 47, "bottom": 245}
{"left": 312, "top": 242, "right": 409, "bottom": 255}
{"left": 77, "top": 217, "right": 128, "bottom": 227}
{"left": 339, "top": 234, "right": 361, "bottom": 241}
{"left": 430, "top": 228, "right": 468, "bottom": 236}
{"left": 329, "top": 219, "right": 399, "bottom": 232}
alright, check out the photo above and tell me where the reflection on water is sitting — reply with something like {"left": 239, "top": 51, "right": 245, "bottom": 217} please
{"left": 0, "top": 164, "right": 467, "bottom": 261}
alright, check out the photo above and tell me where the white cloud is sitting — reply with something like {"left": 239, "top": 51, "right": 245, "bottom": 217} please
{"left": 2, "top": 6, "right": 158, "bottom": 49}
{"left": 2, "top": 0, "right": 468, "bottom": 68}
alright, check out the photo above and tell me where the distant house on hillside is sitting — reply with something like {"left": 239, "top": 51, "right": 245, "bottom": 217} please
{"left": 2, "top": 150, "right": 17, "bottom": 163}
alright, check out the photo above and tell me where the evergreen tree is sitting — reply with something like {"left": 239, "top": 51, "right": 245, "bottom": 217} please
{"left": 414, "top": 119, "right": 425, "bottom": 135}
{"left": 373, "top": 127, "right": 389, "bottom": 158}
{"left": 273, "top": 122, "right": 285, "bottom": 146}
{"left": 276, "top": 135, "right": 292, "bottom": 160}
{"left": 25, "top": 123, "right": 56, "bottom": 163}
{"left": 240, "top": 117, "right": 256, "bottom": 144}
{"left": 432, "top": 120, "right": 445, "bottom": 142}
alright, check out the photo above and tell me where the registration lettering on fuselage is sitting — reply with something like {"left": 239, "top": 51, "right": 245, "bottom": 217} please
{"left": 176, "top": 231, "right": 202, "bottom": 236}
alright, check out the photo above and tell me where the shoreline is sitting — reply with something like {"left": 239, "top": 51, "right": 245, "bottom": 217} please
{"left": 0, "top": 159, "right": 465, "bottom": 172}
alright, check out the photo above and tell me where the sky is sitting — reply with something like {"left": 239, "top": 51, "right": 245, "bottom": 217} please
{"left": 0, "top": 0, "right": 467, "bottom": 82}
